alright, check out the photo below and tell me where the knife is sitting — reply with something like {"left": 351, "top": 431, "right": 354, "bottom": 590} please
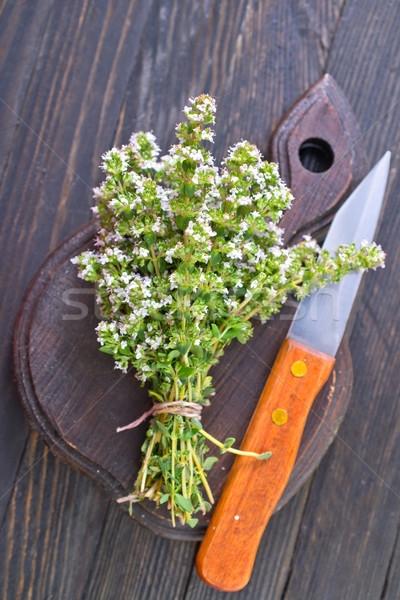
{"left": 196, "top": 152, "right": 391, "bottom": 592}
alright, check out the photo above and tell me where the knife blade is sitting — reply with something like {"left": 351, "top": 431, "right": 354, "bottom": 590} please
{"left": 196, "top": 152, "right": 391, "bottom": 592}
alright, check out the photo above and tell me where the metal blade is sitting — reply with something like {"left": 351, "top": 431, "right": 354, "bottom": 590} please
{"left": 288, "top": 151, "right": 390, "bottom": 357}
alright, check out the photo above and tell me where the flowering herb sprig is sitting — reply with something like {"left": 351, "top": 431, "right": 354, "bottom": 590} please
{"left": 72, "top": 95, "right": 385, "bottom": 527}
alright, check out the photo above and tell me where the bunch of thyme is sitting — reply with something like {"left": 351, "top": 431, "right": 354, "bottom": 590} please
{"left": 72, "top": 94, "right": 385, "bottom": 527}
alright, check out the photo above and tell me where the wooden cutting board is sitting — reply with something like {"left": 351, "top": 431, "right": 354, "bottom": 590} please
{"left": 13, "top": 75, "right": 368, "bottom": 541}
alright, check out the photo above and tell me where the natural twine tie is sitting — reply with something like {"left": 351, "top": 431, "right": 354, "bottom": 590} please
{"left": 116, "top": 400, "right": 202, "bottom": 432}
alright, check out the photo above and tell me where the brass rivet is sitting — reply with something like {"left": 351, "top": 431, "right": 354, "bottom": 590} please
{"left": 272, "top": 408, "right": 288, "bottom": 425}
{"left": 291, "top": 360, "right": 307, "bottom": 377}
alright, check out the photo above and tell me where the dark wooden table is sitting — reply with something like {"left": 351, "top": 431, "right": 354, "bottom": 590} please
{"left": 1, "top": 2, "right": 400, "bottom": 598}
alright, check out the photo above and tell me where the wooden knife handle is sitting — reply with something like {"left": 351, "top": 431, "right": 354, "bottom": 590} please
{"left": 196, "top": 338, "right": 335, "bottom": 591}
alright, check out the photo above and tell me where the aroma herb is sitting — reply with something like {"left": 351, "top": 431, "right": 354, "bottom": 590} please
{"left": 72, "top": 95, "right": 385, "bottom": 527}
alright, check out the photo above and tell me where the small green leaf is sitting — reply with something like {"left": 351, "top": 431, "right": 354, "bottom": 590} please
{"left": 119, "top": 345, "right": 132, "bottom": 356}
{"left": 224, "top": 437, "right": 235, "bottom": 449}
{"left": 168, "top": 349, "right": 181, "bottom": 360}
{"left": 210, "top": 251, "right": 221, "bottom": 266}
{"left": 156, "top": 421, "right": 171, "bottom": 438}
{"left": 202, "top": 386, "right": 215, "bottom": 397}
{"left": 237, "top": 205, "right": 250, "bottom": 217}
{"left": 202, "top": 376, "right": 212, "bottom": 388}
{"left": 221, "top": 328, "right": 240, "bottom": 340}
{"left": 181, "top": 427, "right": 196, "bottom": 441}
{"left": 159, "top": 493, "right": 169, "bottom": 504}
{"left": 152, "top": 312, "right": 164, "bottom": 321}
{"left": 158, "top": 258, "right": 167, "bottom": 274}
{"left": 99, "top": 345, "right": 115, "bottom": 355}
{"left": 185, "top": 184, "right": 196, "bottom": 198}
{"left": 136, "top": 328, "right": 145, "bottom": 341}
{"left": 175, "top": 215, "right": 190, "bottom": 230}
{"left": 148, "top": 390, "right": 164, "bottom": 402}
{"left": 179, "top": 365, "right": 196, "bottom": 379}
{"left": 191, "top": 418, "right": 202, "bottom": 431}
{"left": 203, "top": 456, "right": 219, "bottom": 471}
{"left": 158, "top": 458, "right": 168, "bottom": 475}
{"left": 177, "top": 342, "right": 190, "bottom": 356}
{"left": 257, "top": 451, "right": 272, "bottom": 460}
{"left": 177, "top": 263, "right": 187, "bottom": 277}
{"left": 190, "top": 388, "right": 201, "bottom": 401}
{"left": 211, "top": 324, "right": 220, "bottom": 339}
{"left": 147, "top": 260, "right": 154, "bottom": 273}
{"left": 186, "top": 518, "right": 199, "bottom": 528}
{"left": 175, "top": 493, "right": 193, "bottom": 513}
{"left": 144, "top": 233, "right": 156, "bottom": 246}
{"left": 191, "top": 344, "right": 203, "bottom": 359}
{"left": 182, "top": 159, "right": 194, "bottom": 172}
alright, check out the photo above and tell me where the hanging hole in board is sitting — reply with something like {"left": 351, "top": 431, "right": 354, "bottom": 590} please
{"left": 298, "top": 138, "right": 334, "bottom": 173}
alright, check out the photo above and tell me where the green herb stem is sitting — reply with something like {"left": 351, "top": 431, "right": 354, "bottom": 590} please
{"left": 189, "top": 439, "right": 215, "bottom": 505}
{"left": 149, "top": 245, "right": 161, "bottom": 277}
{"left": 199, "top": 428, "right": 268, "bottom": 459}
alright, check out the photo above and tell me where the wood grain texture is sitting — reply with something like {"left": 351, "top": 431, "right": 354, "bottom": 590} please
{"left": 0, "top": 0, "right": 54, "bottom": 181}
{"left": 1, "top": 0, "right": 399, "bottom": 598}
{"left": 196, "top": 339, "right": 335, "bottom": 591}
{"left": 0, "top": 432, "right": 109, "bottom": 600}
{"left": 83, "top": 506, "right": 197, "bottom": 600}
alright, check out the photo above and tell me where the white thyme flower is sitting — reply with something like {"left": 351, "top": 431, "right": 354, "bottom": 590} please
{"left": 165, "top": 247, "right": 175, "bottom": 263}
{"left": 227, "top": 247, "right": 242, "bottom": 260}
{"left": 269, "top": 247, "right": 282, "bottom": 258}
{"left": 201, "top": 129, "right": 215, "bottom": 142}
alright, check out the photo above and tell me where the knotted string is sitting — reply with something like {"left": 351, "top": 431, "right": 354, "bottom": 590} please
{"left": 116, "top": 400, "right": 202, "bottom": 432}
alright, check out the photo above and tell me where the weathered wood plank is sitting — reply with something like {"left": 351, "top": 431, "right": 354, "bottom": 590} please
{"left": 381, "top": 525, "right": 400, "bottom": 600}
{"left": 84, "top": 506, "right": 197, "bottom": 600}
{"left": 0, "top": 0, "right": 55, "bottom": 529}
{"left": 0, "top": 0, "right": 53, "bottom": 182}
{"left": 0, "top": 433, "right": 109, "bottom": 599}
